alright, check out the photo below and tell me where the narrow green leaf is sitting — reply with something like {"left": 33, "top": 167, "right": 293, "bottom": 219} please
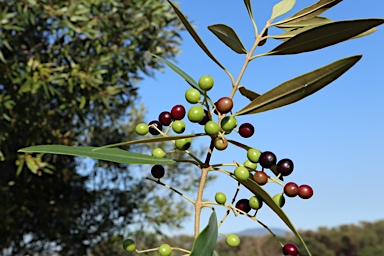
{"left": 268, "top": 19, "right": 384, "bottom": 55}
{"left": 232, "top": 175, "right": 311, "bottom": 256}
{"left": 234, "top": 55, "right": 362, "bottom": 116}
{"left": 190, "top": 211, "right": 218, "bottom": 256}
{"left": 208, "top": 24, "right": 247, "bottom": 54}
{"left": 276, "top": 16, "right": 333, "bottom": 28}
{"left": 212, "top": 251, "right": 219, "bottom": 256}
{"left": 93, "top": 133, "right": 208, "bottom": 151}
{"left": 152, "top": 54, "right": 214, "bottom": 106}
{"left": 270, "top": 0, "right": 296, "bottom": 21}
{"left": 244, "top": 0, "right": 258, "bottom": 36}
{"left": 167, "top": 0, "right": 226, "bottom": 71}
{"left": 18, "top": 145, "right": 175, "bottom": 165}
{"left": 244, "top": 0, "right": 254, "bottom": 20}
{"left": 273, "top": 0, "right": 342, "bottom": 26}
{"left": 238, "top": 86, "right": 260, "bottom": 101}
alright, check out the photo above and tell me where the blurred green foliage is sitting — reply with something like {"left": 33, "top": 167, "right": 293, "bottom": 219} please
{"left": 0, "top": 0, "right": 204, "bottom": 255}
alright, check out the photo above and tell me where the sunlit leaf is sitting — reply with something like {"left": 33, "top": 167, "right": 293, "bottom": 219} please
{"left": 273, "top": 0, "right": 342, "bottom": 26}
{"left": 208, "top": 24, "right": 247, "bottom": 54}
{"left": 167, "top": 0, "right": 226, "bottom": 70}
{"left": 18, "top": 145, "right": 175, "bottom": 165}
{"left": 231, "top": 175, "right": 311, "bottom": 255}
{"left": 234, "top": 55, "right": 362, "bottom": 116}
{"left": 190, "top": 211, "right": 218, "bottom": 256}
{"left": 238, "top": 86, "right": 260, "bottom": 101}
{"left": 270, "top": 0, "right": 296, "bottom": 21}
{"left": 152, "top": 54, "right": 215, "bottom": 106}
{"left": 267, "top": 19, "right": 384, "bottom": 55}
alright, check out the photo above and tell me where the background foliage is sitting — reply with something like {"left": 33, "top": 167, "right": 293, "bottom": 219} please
{"left": 0, "top": 0, "right": 204, "bottom": 255}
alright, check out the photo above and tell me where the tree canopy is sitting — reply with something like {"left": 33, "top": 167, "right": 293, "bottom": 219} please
{"left": 0, "top": 1, "right": 200, "bottom": 255}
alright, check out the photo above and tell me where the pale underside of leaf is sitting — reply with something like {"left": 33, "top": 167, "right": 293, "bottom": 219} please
{"left": 167, "top": 0, "right": 226, "bottom": 70}
{"left": 234, "top": 55, "right": 362, "bottom": 116}
{"left": 267, "top": 19, "right": 384, "bottom": 55}
{"left": 273, "top": 0, "right": 343, "bottom": 26}
{"left": 18, "top": 145, "right": 175, "bottom": 165}
{"left": 190, "top": 211, "right": 218, "bottom": 256}
{"left": 208, "top": 24, "right": 247, "bottom": 54}
{"left": 270, "top": 0, "right": 296, "bottom": 21}
{"left": 231, "top": 175, "right": 311, "bottom": 255}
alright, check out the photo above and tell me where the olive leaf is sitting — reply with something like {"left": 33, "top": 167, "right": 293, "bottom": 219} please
{"left": 230, "top": 175, "right": 311, "bottom": 256}
{"left": 243, "top": 0, "right": 258, "bottom": 35}
{"left": 152, "top": 54, "right": 215, "bottom": 106}
{"left": 267, "top": 19, "right": 384, "bottom": 55}
{"left": 270, "top": 0, "right": 296, "bottom": 21}
{"left": 272, "top": 0, "right": 342, "bottom": 26}
{"left": 93, "top": 133, "right": 208, "bottom": 151}
{"left": 190, "top": 211, "right": 218, "bottom": 256}
{"left": 234, "top": 55, "right": 362, "bottom": 116}
{"left": 208, "top": 24, "right": 247, "bottom": 54}
{"left": 276, "top": 16, "right": 333, "bottom": 29}
{"left": 18, "top": 145, "right": 175, "bottom": 165}
{"left": 238, "top": 86, "right": 260, "bottom": 101}
{"left": 167, "top": 0, "right": 226, "bottom": 71}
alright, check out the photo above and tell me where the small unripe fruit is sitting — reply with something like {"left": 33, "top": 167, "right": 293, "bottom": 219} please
{"left": 253, "top": 171, "right": 268, "bottom": 185}
{"left": 225, "top": 234, "right": 240, "bottom": 247}
{"left": 158, "top": 111, "right": 172, "bottom": 126}
{"left": 198, "top": 75, "right": 214, "bottom": 91}
{"left": 284, "top": 182, "right": 299, "bottom": 197}
{"left": 172, "top": 120, "right": 186, "bottom": 134}
{"left": 175, "top": 138, "right": 192, "bottom": 150}
{"left": 235, "top": 198, "right": 251, "bottom": 213}
{"left": 185, "top": 88, "right": 201, "bottom": 104}
{"left": 148, "top": 120, "right": 163, "bottom": 135}
{"left": 221, "top": 116, "right": 237, "bottom": 132}
{"left": 123, "top": 239, "right": 136, "bottom": 252}
{"left": 283, "top": 243, "right": 299, "bottom": 256}
{"left": 238, "top": 123, "right": 255, "bottom": 138}
{"left": 171, "top": 104, "right": 186, "bottom": 120}
{"left": 277, "top": 158, "right": 294, "bottom": 176}
{"left": 158, "top": 244, "right": 172, "bottom": 256}
{"left": 299, "top": 184, "right": 314, "bottom": 199}
{"left": 204, "top": 121, "right": 220, "bottom": 136}
{"left": 249, "top": 196, "right": 263, "bottom": 210}
{"left": 214, "top": 137, "right": 228, "bottom": 151}
{"left": 135, "top": 123, "right": 149, "bottom": 135}
{"left": 259, "top": 151, "right": 277, "bottom": 168}
{"left": 273, "top": 193, "right": 285, "bottom": 208}
{"left": 247, "top": 148, "right": 262, "bottom": 163}
{"left": 152, "top": 148, "right": 166, "bottom": 158}
{"left": 215, "top": 97, "right": 233, "bottom": 114}
{"left": 151, "top": 165, "right": 165, "bottom": 179}
{"left": 234, "top": 166, "right": 249, "bottom": 181}
{"left": 215, "top": 192, "right": 227, "bottom": 204}
{"left": 243, "top": 160, "right": 257, "bottom": 170}
{"left": 188, "top": 106, "right": 205, "bottom": 123}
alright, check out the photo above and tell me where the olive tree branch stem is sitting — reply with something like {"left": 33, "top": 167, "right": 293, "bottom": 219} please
{"left": 194, "top": 137, "right": 215, "bottom": 237}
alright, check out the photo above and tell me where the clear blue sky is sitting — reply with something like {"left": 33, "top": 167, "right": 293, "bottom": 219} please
{"left": 139, "top": 1, "right": 384, "bottom": 236}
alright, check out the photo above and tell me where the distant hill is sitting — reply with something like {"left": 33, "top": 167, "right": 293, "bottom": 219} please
{"left": 237, "top": 227, "right": 288, "bottom": 237}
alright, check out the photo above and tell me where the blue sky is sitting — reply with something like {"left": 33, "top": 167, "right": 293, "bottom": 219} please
{"left": 139, "top": 1, "right": 384, "bottom": 236}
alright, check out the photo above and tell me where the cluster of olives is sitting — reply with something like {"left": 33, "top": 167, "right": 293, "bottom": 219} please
{"left": 134, "top": 75, "right": 257, "bottom": 158}
{"left": 126, "top": 75, "right": 311, "bottom": 256}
